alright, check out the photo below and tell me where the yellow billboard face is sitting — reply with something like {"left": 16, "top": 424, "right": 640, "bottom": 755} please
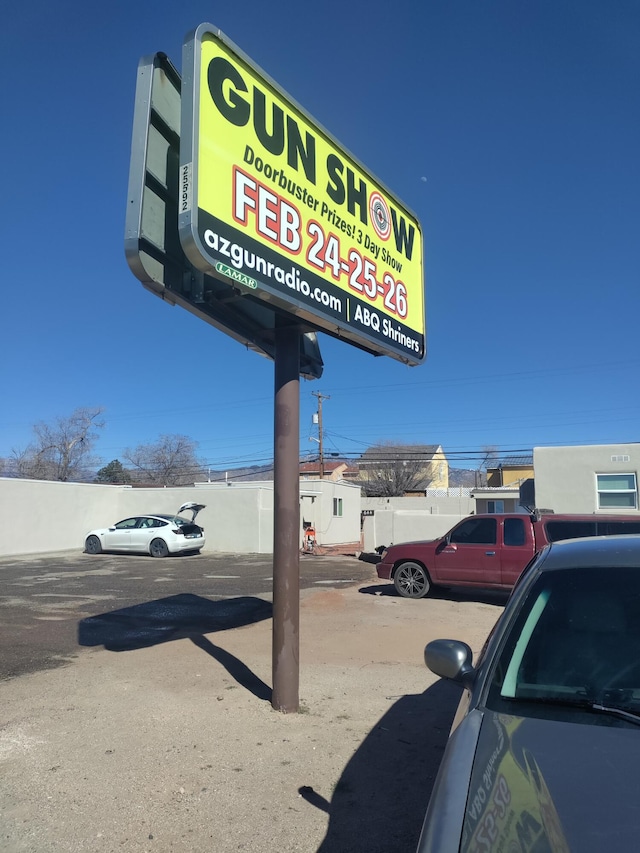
{"left": 179, "top": 25, "right": 425, "bottom": 365}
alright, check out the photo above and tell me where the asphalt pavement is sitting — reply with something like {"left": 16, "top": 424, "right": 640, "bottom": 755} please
{"left": 0, "top": 550, "right": 378, "bottom": 682}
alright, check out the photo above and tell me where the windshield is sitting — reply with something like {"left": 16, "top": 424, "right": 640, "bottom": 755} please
{"left": 488, "top": 566, "right": 640, "bottom": 716}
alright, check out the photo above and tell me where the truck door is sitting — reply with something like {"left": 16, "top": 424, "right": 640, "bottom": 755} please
{"left": 500, "top": 517, "right": 536, "bottom": 586}
{"left": 433, "top": 517, "right": 500, "bottom": 585}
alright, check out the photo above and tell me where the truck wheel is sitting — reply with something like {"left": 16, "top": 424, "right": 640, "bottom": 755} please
{"left": 394, "top": 561, "right": 431, "bottom": 599}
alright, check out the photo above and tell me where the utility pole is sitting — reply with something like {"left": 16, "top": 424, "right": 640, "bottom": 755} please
{"left": 312, "top": 391, "right": 330, "bottom": 479}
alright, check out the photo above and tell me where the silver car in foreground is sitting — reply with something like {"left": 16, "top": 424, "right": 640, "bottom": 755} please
{"left": 417, "top": 535, "right": 640, "bottom": 853}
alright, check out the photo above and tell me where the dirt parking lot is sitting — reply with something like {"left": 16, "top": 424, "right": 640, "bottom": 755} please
{"left": 1, "top": 553, "right": 506, "bottom": 852}
{"left": 0, "top": 550, "right": 374, "bottom": 681}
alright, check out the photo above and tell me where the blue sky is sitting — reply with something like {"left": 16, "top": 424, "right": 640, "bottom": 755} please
{"left": 1, "top": 0, "right": 638, "bottom": 474}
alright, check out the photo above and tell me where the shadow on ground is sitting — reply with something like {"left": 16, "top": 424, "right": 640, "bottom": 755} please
{"left": 78, "top": 593, "right": 271, "bottom": 652}
{"left": 304, "top": 678, "right": 462, "bottom": 852}
{"left": 78, "top": 594, "right": 274, "bottom": 701}
{"left": 359, "top": 582, "right": 510, "bottom": 607}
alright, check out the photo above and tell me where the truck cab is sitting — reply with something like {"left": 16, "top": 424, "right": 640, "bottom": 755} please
{"left": 430, "top": 514, "right": 535, "bottom": 588}
{"left": 376, "top": 512, "right": 640, "bottom": 598}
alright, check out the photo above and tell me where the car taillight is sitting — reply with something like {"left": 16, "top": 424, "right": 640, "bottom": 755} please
{"left": 172, "top": 528, "right": 183, "bottom": 535}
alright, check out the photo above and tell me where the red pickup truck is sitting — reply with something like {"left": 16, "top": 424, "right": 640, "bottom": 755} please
{"left": 376, "top": 513, "right": 640, "bottom": 598}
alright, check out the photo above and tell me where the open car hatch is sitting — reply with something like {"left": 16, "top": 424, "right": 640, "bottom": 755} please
{"left": 178, "top": 502, "right": 206, "bottom": 522}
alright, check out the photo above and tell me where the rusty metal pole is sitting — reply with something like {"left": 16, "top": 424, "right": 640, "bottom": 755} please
{"left": 272, "top": 323, "right": 300, "bottom": 712}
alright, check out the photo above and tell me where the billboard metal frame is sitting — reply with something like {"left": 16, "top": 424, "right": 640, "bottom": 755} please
{"left": 124, "top": 51, "right": 323, "bottom": 380}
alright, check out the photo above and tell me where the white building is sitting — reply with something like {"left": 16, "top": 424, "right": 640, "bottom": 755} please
{"left": 533, "top": 444, "right": 639, "bottom": 514}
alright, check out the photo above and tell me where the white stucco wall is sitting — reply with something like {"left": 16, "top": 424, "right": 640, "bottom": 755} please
{"left": 362, "top": 510, "right": 466, "bottom": 551}
{"left": 362, "top": 495, "right": 475, "bottom": 515}
{"left": 0, "top": 477, "right": 361, "bottom": 557}
{"left": 534, "top": 444, "right": 640, "bottom": 514}
{"left": 1, "top": 478, "right": 128, "bottom": 556}
{"left": 361, "top": 494, "right": 474, "bottom": 551}
{"left": 194, "top": 484, "right": 275, "bottom": 552}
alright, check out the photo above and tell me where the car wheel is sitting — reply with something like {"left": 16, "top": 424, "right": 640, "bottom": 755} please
{"left": 150, "top": 538, "right": 170, "bottom": 558}
{"left": 85, "top": 535, "right": 102, "bottom": 555}
{"left": 394, "top": 561, "right": 430, "bottom": 598}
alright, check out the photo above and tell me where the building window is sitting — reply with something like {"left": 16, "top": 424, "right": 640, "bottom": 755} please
{"left": 488, "top": 500, "right": 504, "bottom": 514}
{"left": 596, "top": 473, "right": 638, "bottom": 509}
{"left": 333, "top": 497, "right": 343, "bottom": 517}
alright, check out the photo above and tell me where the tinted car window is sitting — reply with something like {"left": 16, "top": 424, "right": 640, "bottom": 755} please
{"left": 504, "top": 517, "right": 525, "bottom": 546}
{"left": 488, "top": 565, "right": 640, "bottom": 713}
{"left": 139, "top": 517, "right": 166, "bottom": 528}
{"left": 450, "top": 518, "right": 497, "bottom": 545}
{"left": 598, "top": 521, "right": 640, "bottom": 535}
{"left": 115, "top": 518, "right": 139, "bottom": 530}
{"left": 545, "top": 521, "right": 596, "bottom": 542}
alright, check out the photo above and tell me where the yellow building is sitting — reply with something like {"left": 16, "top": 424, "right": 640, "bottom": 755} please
{"left": 486, "top": 455, "right": 534, "bottom": 487}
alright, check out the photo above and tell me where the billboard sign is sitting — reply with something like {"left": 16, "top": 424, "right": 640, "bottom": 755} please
{"left": 179, "top": 24, "right": 425, "bottom": 366}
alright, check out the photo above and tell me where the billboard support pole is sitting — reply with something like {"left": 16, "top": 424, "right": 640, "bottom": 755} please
{"left": 272, "top": 322, "right": 301, "bottom": 712}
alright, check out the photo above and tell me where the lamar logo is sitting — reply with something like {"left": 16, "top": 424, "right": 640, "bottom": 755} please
{"left": 181, "top": 163, "right": 191, "bottom": 213}
{"left": 215, "top": 262, "right": 258, "bottom": 289}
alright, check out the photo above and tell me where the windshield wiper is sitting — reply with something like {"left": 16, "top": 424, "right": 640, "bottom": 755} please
{"left": 592, "top": 702, "right": 640, "bottom": 726}
{"left": 504, "top": 694, "right": 640, "bottom": 726}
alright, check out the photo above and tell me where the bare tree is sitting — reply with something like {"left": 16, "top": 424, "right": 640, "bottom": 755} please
{"left": 123, "top": 434, "right": 206, "bottom": 486}
{"left": 12, "top": 407, "right": 105, "bottom": 482}
{"left": 0, "top": 457, "right": 15, "bottom": 477}
{"left": 358, "top": 443, "right": 427, "bottom": 497}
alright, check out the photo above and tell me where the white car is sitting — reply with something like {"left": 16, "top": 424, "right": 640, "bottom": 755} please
{"left": 84, "top": 503, "right": 205, "bottom": 557}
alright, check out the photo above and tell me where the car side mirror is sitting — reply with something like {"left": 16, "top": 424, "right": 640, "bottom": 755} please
{"left": 435, "top": 536, "right": 452, "bottom": 554}
{"left": 425, "top": 639, "right": 475, "bottom": 689}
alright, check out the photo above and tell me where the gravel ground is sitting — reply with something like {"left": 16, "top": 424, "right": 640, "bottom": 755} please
{"left": 0, "top": 580, "right": 503, "bottom": 852}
